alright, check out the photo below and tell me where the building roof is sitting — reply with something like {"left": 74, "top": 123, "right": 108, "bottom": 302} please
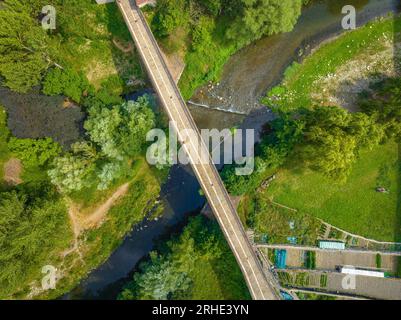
{"left": 318, "top": 241, "right": 346, "bottom": 250}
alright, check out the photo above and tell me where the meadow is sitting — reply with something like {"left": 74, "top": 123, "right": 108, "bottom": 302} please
{"left": 266, "top": 141, "right": 400, "bottom": 242}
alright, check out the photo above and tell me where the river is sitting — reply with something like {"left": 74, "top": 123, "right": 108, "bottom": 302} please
{"left": 63, "top": 0, "right": 399, "bottom": 299}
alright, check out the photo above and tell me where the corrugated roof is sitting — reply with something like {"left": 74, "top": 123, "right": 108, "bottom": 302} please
{"left": 318, "top": 241, "right": 345, "bottom": 250}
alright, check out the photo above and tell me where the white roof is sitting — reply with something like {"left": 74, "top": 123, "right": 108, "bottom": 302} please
{"left": 341, "top": 268, "right": 385, "bottom": 278}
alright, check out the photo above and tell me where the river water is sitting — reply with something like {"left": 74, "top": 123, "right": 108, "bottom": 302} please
{"left": 191, "top": 0, "right": 399, "bottom": 115}
{"left": 63, "top": 0, "right": 399, "bottom": 299}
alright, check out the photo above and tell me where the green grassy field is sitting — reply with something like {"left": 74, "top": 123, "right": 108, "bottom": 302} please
{"left": 266, "top": 141, "right": 400, "bottom": 242}
{"left": 264, "top": 15, "right": 400, "bottom": 112}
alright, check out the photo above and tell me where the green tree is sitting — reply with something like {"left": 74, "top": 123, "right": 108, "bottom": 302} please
{"left": 191, "top": 16, "right": 214, "bottom": 53}
{"left": 359, "top": 77, "right": 401, "bottom": 140}
{"left": 48, "top": 141, "right": 98, "bottom": 193}
{"left": 97, "top": 161, "right": 123, "bottom": 191}
{"left": 84, "top": 95, "right": 156, "bottom": 160}
{"left": 42, "top": 68, "right": 92, "bottom": 103}
{"left": 196, "top": 0, "right": 222, "bottom": 16}
{"left": 0, "top": 0, "right": 51, "bottom": 92}
{"left": 226, "top": 0, "right": 304, "bottom": 45}
{"left": 0, "top": 183, "right": 70, "bottom": 298}
{"left": 8, "top": 137, "right": 61, "bottom": 168}
{"left": 119, "top": 216, "right": 251, "bottom": 300}
{"left": 301, "top": 106, "right": 382, "bottom": 181}
{"left": 152, "top": 0, "right": 189, "bottom": 37}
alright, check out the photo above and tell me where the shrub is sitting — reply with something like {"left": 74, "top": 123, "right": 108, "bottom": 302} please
{"left": 8, "top": 137, "right": 61, "bottom": 168}
{"left": 42, "top": 68, "right": 93, "bottom": 103}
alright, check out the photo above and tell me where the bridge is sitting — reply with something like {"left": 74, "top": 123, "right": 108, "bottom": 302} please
{"left": 116, "top": 0, "right": 278, "bottom": 300}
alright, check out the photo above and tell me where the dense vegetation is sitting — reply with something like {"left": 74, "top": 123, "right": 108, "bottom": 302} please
{"left": 0, "top": 182, "right": 71, "bottom": 298}
{"left": 147, "top": 0, "right": 309, "bottom": 98}
{"left": 0, "top": 0, "right": 143, "bottom": 101}
{"left": 0, "top": 0, "right": 169, "bottom": 299}
{"left": 119, "top": 216, "right": 251, "bottom": 300}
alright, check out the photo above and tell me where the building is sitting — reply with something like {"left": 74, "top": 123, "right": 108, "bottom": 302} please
{"left": 340, "top": 267, "right": 385, "bottom": 278}
{"left": 318, "top": 240, "right": 346, "bottom": 250}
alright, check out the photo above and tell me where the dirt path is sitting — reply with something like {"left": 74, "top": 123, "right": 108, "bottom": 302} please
{"left": 3, "top": 158, "right": 23, "bottom": 186}
{"left": 83, "top": 182, "right": 130, "bottom": 229}
{"left": 112, "top": 37, "right": 134, "bottom": 53}
{"left": 63, "top": 182, "right": 130, "bottom": 258}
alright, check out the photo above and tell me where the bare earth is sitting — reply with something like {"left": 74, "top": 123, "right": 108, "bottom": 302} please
{"left": 3, "top": 158, "right": 22, "bottom": 186}
{"left": 62, "top": 182, "right": 130, "bottom": 259}
{"left": 311, "top": 38, "right": 400, "bottom": 112}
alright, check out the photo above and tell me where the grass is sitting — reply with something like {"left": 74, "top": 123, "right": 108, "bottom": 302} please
{"left": 187, "top": 253, "right": 251, "bottom": 300}
{"left": 263, "top": 15, "right": 400, "bottom": 112}
{"left": 266, "top": 141, "right": 401, "bottom": 242}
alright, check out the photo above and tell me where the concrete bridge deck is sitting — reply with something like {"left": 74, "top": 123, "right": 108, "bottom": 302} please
{"left": 116, "top": 0, "right": 278, "bottom": 300}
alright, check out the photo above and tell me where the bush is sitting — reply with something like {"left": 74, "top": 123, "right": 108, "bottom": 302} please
{"left": 8, "top": 137, "right": 61, "bottom": 168}
{"left": 376, "top": 254, "right": 382, "bottom": 269}
{"left": 42, "top": 68, "right": 93, "bottom": 103}
{"left": 305, "top": 251, "right": 316, "bottom": 270}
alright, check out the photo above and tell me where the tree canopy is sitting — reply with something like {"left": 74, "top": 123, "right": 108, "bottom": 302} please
{"left": 0, "top": 0, "right": 51, "bottom": 92}
{"left": 0, "top": 183, "right": 70, "bottom": 298}
{"left": 84, "top": 95, "right": 156, "bottom": 160}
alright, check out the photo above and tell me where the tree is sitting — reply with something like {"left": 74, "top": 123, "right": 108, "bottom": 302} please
{"left": 84, "top": 95, "right": 156, "bottom": 160}
{"left": 196, "top": 0, "right": 222, "bottom": 16}
{"left": 48, "top": 141, "right": 98, "bottom": 193}
{"left": 0, "top": 0, "right": 51, "bottom": 92}
{"left": 0, "top": 183, "right": 70, "bottom": 298}
{"left": 303, "top": 127, "right": 357, "bottom": 182}
{"left": 128, "top": 253, "right": 191, "bottom": 300}
{"left": 42, "top": 68, "right": 92, "bottom": 103}
{"left": 300, "top": 106, "right": 382, "bottom": 182}
{"left": 191, "top": 16, "right": 214, "bottom": 53}
{"left": 152, "top": 0, "right": 189, "bottom": 37}
{"left": 359, "top": 77, "right": 401, "bottom": 140}
{"left": 8, "top": 137, "right": 61, "bottom": 168}
{"left": 226, "top": 0, "right": 304, "bottom": 45}
{"left": 97, "top": 162, "right": 123, "bottom": 191}
{"left": 119, "top": 216, "right": 251, "bottom": 300}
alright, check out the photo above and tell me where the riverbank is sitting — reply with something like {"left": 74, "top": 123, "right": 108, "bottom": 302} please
{"left": 263, "top": 14, "right": 401, "bottom": 112}
{"left": 190, "top": 0, "right": 399, "bottom": 115}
